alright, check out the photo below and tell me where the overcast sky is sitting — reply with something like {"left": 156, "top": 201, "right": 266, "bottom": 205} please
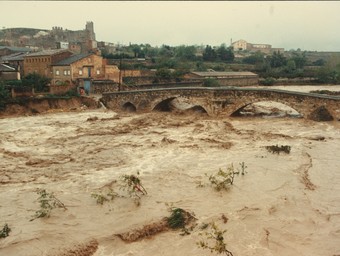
{"left": 1, "top": 1, "right": 340, "bottom": 51}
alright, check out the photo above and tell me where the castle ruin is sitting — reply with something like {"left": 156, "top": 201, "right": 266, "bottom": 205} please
{"left": 0, "top": 22, "right": 98, "bottom": 54}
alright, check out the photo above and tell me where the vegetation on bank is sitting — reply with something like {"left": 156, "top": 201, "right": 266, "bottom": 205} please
{"left": 104, "top": 43, "right": 340, "bottom": 85}
{"left": 0, "top": 72, "right": 82, "bottom": 111}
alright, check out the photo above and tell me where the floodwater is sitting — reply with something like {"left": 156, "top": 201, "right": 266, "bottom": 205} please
{"left": 0, "top": 85, "right": 340, "bottom": 256}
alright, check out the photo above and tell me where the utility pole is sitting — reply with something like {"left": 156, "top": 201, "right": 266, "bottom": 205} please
{"left": 118, "top": 45, "right": 122, "bottom": 91}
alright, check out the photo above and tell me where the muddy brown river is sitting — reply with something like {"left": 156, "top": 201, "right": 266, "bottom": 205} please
{"left": 0, "top": 85, "right": 340, "bottom": 256}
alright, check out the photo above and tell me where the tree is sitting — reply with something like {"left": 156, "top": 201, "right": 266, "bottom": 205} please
{"left": 156, "top": 57, "right": 178, "bottom": 69}
{"left": 144, "top": 46, "right": 159, "bottom": 58}
{"left": 291, "top": 52, "right": 307, "bottom": 69}
{"left": 313, "top": 59, "right": 325, "bottom": 66}
{"left": 203, "top": 45, "right": 217, "bottom": 61}
{"left": 0, "top": 81, "right": 10, "bottom": 110}
{"left": 159, "top": 45, "right": 174, "bottom": 58}
{"left": 268, "top": 51, "right": 286, "bottom": 68}
{"left": 285, "top": 59, "right": 297, "bottom": 74}
{"left": 172, "top": 68, "right": 189, "bottom": 82}
{"left": 22, "top": 73, "right": 51, "bottom": 92}
{"left": 174, "top": 45, "right": 197, "bottom": 61}
{"left": 129, "top": 44, "right": 143, "bottom": 58}
{"left": 242, "top": 51, "right": 265, "bottom": 65}
{"left": 203, "top": 78, "right": 220, "bottom": 87}
{"left": 155, "top": 68, "right": 172, "bottom": 81}
{"left": 217, "top": 44, "right": 234, "bottom": 62}
{"left": 317, "top": 67, "right": 339, "bottom": 84}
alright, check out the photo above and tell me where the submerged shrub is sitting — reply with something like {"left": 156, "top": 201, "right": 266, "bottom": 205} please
{"left": 30, "top": 189, "right": 67, "bottom": 221}
{"left": 265, "top": 144, "right": 291, "bottom": 154}
{"left": 121, "top": 173, "right": 147, "bottom": 197}
{"left": 91, "top": 190, "right": 118, "bottom": 205}
{"left": 198, "top": 222, "right": 233, "bottom": 255}
{"left": 207, "top": 165, "right": 235, "bottom": 191}
{"left": 0, "top": 224, "right": 11, "bottom": 238}
{"left": 166, "top": 207, "right": 196, "bottom": 236}
{"left": 167, "top": 208, "right": 187, "bottom": 229}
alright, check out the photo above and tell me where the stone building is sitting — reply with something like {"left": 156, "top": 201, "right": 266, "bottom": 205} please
{"left": 23, "top": 49, "right": 73, "bottom": 78}
{"left": 51, "top": 53, "right": 120, "bottom": 86}
{"left": 184, "top": 71, "right": 259, "bottom": 86}
{"left": 52, "top": 21, "right": 97, "bottom": 54}
{"left": 231, "top": 39, "right": 284, "bottom": 54}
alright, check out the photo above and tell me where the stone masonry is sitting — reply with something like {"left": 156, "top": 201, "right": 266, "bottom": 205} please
{"left": 101, "top": 88, "right": 340, "bottom": 121}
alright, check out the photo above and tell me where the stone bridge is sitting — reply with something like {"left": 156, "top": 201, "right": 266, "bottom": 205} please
{"left": 101, "top": 87, "right": 340, "bottom": 121}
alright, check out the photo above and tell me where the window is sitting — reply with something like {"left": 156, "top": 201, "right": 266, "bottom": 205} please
{"left": 64, "top": 70, "right": 67, "bottom": 76}
{"left": 96, "top": 70, "right": 100, "bottom": 75}
{"left": 67, "top": 70, "right": 71, "bottom": 75}
{"left": 79, "top": 69, "right": 83, "bottom": 75}
{"left": 56, "top": 70, "right": 60, "bottom": 75}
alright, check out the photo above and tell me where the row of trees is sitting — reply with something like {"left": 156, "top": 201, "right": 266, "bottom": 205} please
{"left": 202, "top": 44, "right": 234, "bottom": 62}
{"left": 241, "top": 50, "right": 340, "bottom": 84}
{"left": 5, "top": 73, "right": 51, "bottom": 92}
{"left": 103, "top": 43, "right": 234, "bottom": 62}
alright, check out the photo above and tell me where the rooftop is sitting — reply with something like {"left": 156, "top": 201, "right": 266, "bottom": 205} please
{"left": 53, "top": 53, "right": 93, "bottom": 66}
{"left": 26, "top": 49, "right": 71, "bottom": 57}
{"left": 191, "top": 71, "right": 258, "bottom": 77}
{"left": 0, "top": 63, "right": 16, "bottom": 72}
{"left": 1, "top": 52, "right": 30, "bottom": 62}
{"left": 0, "top": 46, "right": 33, "bottom": 53}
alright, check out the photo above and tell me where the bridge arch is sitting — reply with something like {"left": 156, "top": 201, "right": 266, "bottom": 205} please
{"left": 186, "top": 105, "right": 208, "bottom": 114}
{"left": 230, "top": 100, "right": 302, "bottom": 118}
{"left": 308, "top": 105, "right": 334, "bottom": 121}
{"left": 152, "top": 97, "right": 177, "bottom": 112}
{"left": 151, "top": 96, "right": 210, "bottom": 114}
{"left": 122, "top": 102, "right": 137, "bottom": 112}
{"left": 226, "top": 97, "right": 306, "bottom": 118}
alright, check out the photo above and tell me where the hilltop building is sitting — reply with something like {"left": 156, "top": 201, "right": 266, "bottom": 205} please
{"left": 0, "top": 22, "right": 98, "bottom": 54}
{"left": 53, "top": 21, "right": 97, "bottom": 53}
{"left": 231, "top": 39, "right": 284, "bottom": 54}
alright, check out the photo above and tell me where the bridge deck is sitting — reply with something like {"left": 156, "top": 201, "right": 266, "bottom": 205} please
{"left": 102, "top": 87, "right": 340, "bottom": 100}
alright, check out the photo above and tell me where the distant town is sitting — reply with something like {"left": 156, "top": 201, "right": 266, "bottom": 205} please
{"left": 0, "top": 21, "right": 340, "bottom": 98}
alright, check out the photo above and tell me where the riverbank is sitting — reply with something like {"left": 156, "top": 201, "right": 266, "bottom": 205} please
{"left": 0, "top": 96, "right": 100, "bottom": 118}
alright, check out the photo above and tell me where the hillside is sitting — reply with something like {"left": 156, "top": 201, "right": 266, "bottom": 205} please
{"left": 0, "top": 27, "right": 49, "bottom": 37}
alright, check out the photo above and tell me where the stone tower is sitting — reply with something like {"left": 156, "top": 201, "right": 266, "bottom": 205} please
{"left": 85, "top": 21, "right": 96, "bottom": 40}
